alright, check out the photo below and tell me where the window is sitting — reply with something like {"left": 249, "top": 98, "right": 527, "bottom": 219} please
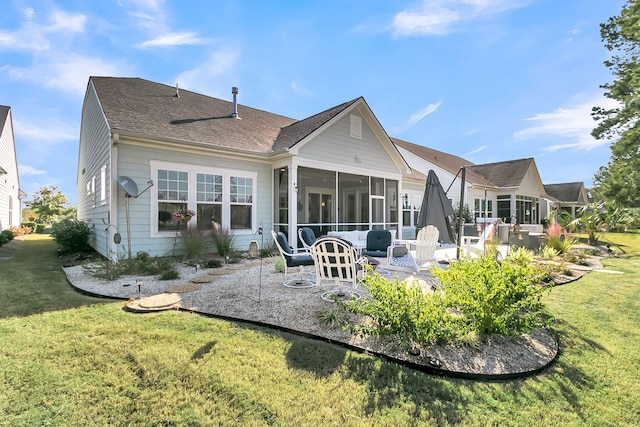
{"left": 151, "top": 161, "right": 256, "bottom": 235}
{"left": 197, "top": 173, "right": 222, "bottom": 230}
{"left": 100, "top": 166, "right": 107, "bottom": 204}
{"left": 230, "top": 176, "right": 253, "bottom": 229}
{"left": 350, "top": 114, "right": 362, "bottom": 139}
{"left": 474, "top": 198, "right": 493, "bottom": 219}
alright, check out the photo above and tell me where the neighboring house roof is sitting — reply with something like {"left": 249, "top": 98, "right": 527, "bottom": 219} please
{"left": 272, "top": 98, "right": 360, "bottom": 151}
{"left": 544, "top": 182, "right": 588, "bottom": 204}
{"left": 392, "top": 137, "right": 495, "bottom": 187}
{"left": 468, "top": 158, "right": 534, "bottom": 188}
{"left": 0, "top": 105, "right": 9, "bottom": 131}
{"left": 90, "top": 77, "right": 297, "bottom": 153}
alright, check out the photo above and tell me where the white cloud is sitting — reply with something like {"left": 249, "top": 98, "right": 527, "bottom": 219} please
{"left": 45, "top": 10, "right": 86, "bottom": 33}
{"left": 396, "top": 100, "right": 443, "bottom": 133}
{"left": 138, "top": 31, "right": 211, "bottom": 48}
{"left": 175, "top": 47, "right": 240, "bottom": 96}
{"left": 2, "top": 55, "right": 127, "bottom": 97}
{"left": 464, "top": 145, "right": 487, "bottom": 156}
{"left": 19, "top": 165, "right": 47, "bottom": 176}
{"left": 390, "top": 0, "right": 530, "bottom": 36}
{"left": 513, "top": 97, "right": 619, "bottom": 152}
{"left": 14, "top": 117, "right": 77, "bottom": 143}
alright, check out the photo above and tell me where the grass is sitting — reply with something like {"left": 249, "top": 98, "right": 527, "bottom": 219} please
{"left": 0, "top": 234, "right": 639, "bottom": 425}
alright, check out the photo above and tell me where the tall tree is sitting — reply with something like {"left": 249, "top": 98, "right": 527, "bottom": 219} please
{"left": 25, "top": 186, "right": 72, "bottom": 223}
{"left": 592, "top": 0, "right": 640, "bottom": 206}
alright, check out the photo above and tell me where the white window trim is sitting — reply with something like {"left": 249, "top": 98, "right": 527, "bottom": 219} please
{"left": 100, "top": 165, "right": 107, "bottom": 205}
{"left": 150, "top": 160, "right": 257, "bottom": 237}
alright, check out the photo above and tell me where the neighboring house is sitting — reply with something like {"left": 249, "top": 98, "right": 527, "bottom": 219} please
{"left": 0, "top": 105, "right": 24, "bottom": 231}
{"left": 77, "top": 77, "right": 410, "bottom": 259}
{"left": 395, "top": 138, "right": 548, "bottom": 225}
{"left": 542, "top": 182, "right": 589, "bottom": 220}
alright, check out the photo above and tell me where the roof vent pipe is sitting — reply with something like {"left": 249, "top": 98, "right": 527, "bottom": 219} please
{"left": 175, "top": 83, "right": 180, "bottom": 98}
{"left": 231, "top": 87, "right": 240, "bottom": 119}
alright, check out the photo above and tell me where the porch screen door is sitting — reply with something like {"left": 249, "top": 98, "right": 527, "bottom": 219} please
{"left": 370, "top": 195, "right": 385, "bottom": 229}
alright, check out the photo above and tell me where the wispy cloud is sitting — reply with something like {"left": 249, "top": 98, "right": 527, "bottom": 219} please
{"left": 19, "top": 165, "right": 47, "bottom": 176}
{"left": 175, "top": 47, "right": 240, "bottom": 96}
{"left": 396, "top": 100, "right": 443, "bottom": 133}
{"left": 138, "top": 31, "right": 211, "bottom": 48}
{"left": 14, "top": 117, "right": 77, "bottom": 143}
{"left": 464, "top": 145, "right": 487, "bottom": 156}
{"left": 390, "top": 0, "right": 530, "bottom": 36}
{"left": 513, "top": 97, "right": 619, "bottom": 152}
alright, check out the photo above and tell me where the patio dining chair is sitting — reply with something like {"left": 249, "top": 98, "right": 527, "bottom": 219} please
{"left": 362, "top": 230, "right": 393, "bottom": 258}
{"left": 311, "top": 237, "right": 363, "bottom": 302}
{"left": 271, "top": 230, "right": 315, "bottom": 288}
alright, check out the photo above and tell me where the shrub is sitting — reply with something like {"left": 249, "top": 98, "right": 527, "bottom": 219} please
{"left": 540, "top": 245, "right": 560, "bottom": 260}
{"left": 1, "top": 229, "right": 15, "bottom": 243}
{"left": 50, "top": 219, "right": 92, "bottom": 253}
{"left": 84, "top": 254, "right": 177, "bottom": 280}
{"left": 21, "top": 222, "right": 37, "bottom": 233}
{"left": 546, "top": 235, "right": 573, "bottom": 254}
{"left": 505, "top": 246, "right": 534, "bottom": 266}
{"left": 432, "top": 253, "right": 551, "bottom": 336}
{"left": 159, "top": 269, "right": 179, "bottom": 280}
{"left": 211, "top": 226, "right": 235, "bottom": 258}
{"left": 180, "top": 228, "right": 209, "bottom": 259}
{"left": 274, "top": 256, "right": 284, "bottom": 273}
{"left": 35, "top": 224, "right": 46, "bottom": 234}
{"left": 342, "top": 271, "right": 451, "bottom": 348}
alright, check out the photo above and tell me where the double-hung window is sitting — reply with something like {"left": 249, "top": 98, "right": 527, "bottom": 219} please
{"left": 151, "top": 161, "right": 256, "bottom": 235}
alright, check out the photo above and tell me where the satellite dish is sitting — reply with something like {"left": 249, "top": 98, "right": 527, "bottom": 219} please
{"left": 117, "top": 176, "right": 139, "bottom": 197}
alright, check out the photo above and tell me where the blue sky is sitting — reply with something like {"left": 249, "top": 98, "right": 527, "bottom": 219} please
{"left": 1, "top": 0, "right": 625, "bottom": 206}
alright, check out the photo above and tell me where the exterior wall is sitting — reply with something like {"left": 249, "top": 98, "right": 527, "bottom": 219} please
{"left": 0, "top": 108, "right": 22, "bottom": 231}
{"left": 77, "top": 83, "right": 112, "bottom": 255}
{"left": 395, "top": 146, "right": 463, "bottom": 207}
{"left": 113, "top": 142, "right": 272, "bottom": 258}
{"left": 298, "top": 112, "right": 399, "bottom": 175}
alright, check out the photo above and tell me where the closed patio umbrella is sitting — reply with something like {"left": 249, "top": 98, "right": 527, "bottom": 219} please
{"left": 416, "top": 170, "right": 456, "bottom": 244}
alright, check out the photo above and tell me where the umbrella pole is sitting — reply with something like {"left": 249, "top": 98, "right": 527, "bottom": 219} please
{"left": 456, "top": 167, "right": 466, "bottom": 259}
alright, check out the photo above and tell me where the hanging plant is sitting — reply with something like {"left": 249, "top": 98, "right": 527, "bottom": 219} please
{"left": 173, "top": 208, "right": 196, "bottom": 222}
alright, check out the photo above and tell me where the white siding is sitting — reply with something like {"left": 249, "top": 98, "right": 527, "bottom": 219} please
{"left": 299, "top": 113, "right": 400, "bottom": 175}
{"left": 397, "top": 147, "right": 463, "bottom": 206}
{"left": 77, "top": 84, "right": 113, "bottom": 254}
{"left": 0, "top": 108, "right": 21, "bottom": 231}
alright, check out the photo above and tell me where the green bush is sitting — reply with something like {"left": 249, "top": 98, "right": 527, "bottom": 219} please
{"left": 21, "top": 222, "right": 36, "bottom": 233}
{"left": 35, "top": 224, "right": 46, "bottom": 234}
{"left": 180, "top": 228, "right": 209, "bottom": 259}
{"left": 211, "top": 226, "right": 235, "bottom": 257}
{"left": 433, "top": 253, "right": 551, "bottom": 336}
{"left": 546, "top": 235, "right": 573, "bottom": 254}
{"left": 1, "top": 229, "right": 15, "bottom": 243}
{"left": 0, "top": 230, "right": 11, "bottom": 246}
{"left": 50, "top": 219, "right": 92, "bottom": 253}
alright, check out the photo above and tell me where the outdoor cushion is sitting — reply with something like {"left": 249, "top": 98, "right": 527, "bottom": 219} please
{"left": 363, "top": 230, "right": 392, "bottom": 257}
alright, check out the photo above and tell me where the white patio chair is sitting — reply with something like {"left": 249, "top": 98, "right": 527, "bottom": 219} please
{"left": 271, "top": 230, "right": 315, "bottom": 288}
{"left": 407, "top": 225, "right": 440, "bottom": 274}
{"left": 462, "top": 221, "right": 497, "bottom": 257}
{"left": 311, "top": 237, "right": 363, "bottom": 301}
{"left": 297, "top": 227, "right": 317, "bottom": 253}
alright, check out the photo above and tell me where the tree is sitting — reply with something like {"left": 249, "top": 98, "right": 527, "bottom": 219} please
{"left": 25, "top": 186, "right": 72, "bottom": 223}
{"left": 592, "top": 1, "right": 640, "bottom": 206}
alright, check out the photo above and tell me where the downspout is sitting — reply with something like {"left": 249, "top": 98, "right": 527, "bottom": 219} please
{"left": 109, "top": 133, "right": 119, "bottom": 261}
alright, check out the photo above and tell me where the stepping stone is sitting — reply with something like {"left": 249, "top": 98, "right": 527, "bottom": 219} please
{"left": 126, "top": 293, "right": 182, "bottom": 312}
{"left": 165, "top": 283, "right": 203, "bottom": 293}
{"left": 190, "top": 275, "right": 217, "bottom": 283}
{"left": 207, "top": 269, "right": 228, "bottom": 276}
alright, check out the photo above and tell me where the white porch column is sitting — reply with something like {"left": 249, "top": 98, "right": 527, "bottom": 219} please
{"left": 288, "top": 165, "right": 298, "bottom": 248}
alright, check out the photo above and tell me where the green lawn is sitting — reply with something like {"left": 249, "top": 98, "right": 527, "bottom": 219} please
{"left": 1, "top": 234, "right": 639, "bottom": 426}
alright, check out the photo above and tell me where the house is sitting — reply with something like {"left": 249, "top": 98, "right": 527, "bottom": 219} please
{"left": 394, "top": 138, "right": 549, "bottom": 226}
{"left": 0, "top": 105, "right": 24, "bottom": 231}
{"left": 542, "top": 182, "right": 589, "bottom": 220}
{"left": 77, "top": 77, "right": 411, "bottom": 259}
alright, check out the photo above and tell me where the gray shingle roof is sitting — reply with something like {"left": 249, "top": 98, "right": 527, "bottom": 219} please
{"left": 90, "top": 77, "right": 297, "bottom": 153}
{"left": 0, "top": 105, "right": 9, "bottom": 133}
{"left": 544, "top": 182, "right": 587, "bottom": 204}
{"left": 392, "top": 138, "right": 495, "bottom": 187}
{"left": 468, "top": 158, "right": 534, "bottom": 188}
{"left": 272, "top": 98, "right": 360, "bottom": 151}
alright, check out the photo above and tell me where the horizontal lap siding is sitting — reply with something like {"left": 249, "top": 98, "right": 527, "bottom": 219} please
{"left": 77, "top": 87, "right": 112, "bottom": 254}
{"left": 298, "top": 113, "right": 399, "bottom": 175}
{"left": 116, "top": 144, "right": 271, "bottom": 257}
{"left": 0, "top": 112, "right": 20, "bottom": 230}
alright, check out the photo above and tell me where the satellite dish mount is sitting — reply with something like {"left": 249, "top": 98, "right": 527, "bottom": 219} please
{"left": 117, "top": 176, "right": 155, "bottom": 258}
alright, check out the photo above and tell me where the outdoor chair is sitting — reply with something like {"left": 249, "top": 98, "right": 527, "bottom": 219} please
{"left": 271, "top": 230, "right": 315, "bottom": 288}
{"left": 311, "top": 237, "right": 364, "bottom": 301}
{"left": 462, "top": 221, "right": 498, "bottom": 257}
{"left": 298, "top": 227, "right": 317, "bottom": 253}
{"left": 407, "top": 225, "right": 440, "bottom": 274}
{"left": 362, "top": 229, "right": 393, "bottom": 258}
